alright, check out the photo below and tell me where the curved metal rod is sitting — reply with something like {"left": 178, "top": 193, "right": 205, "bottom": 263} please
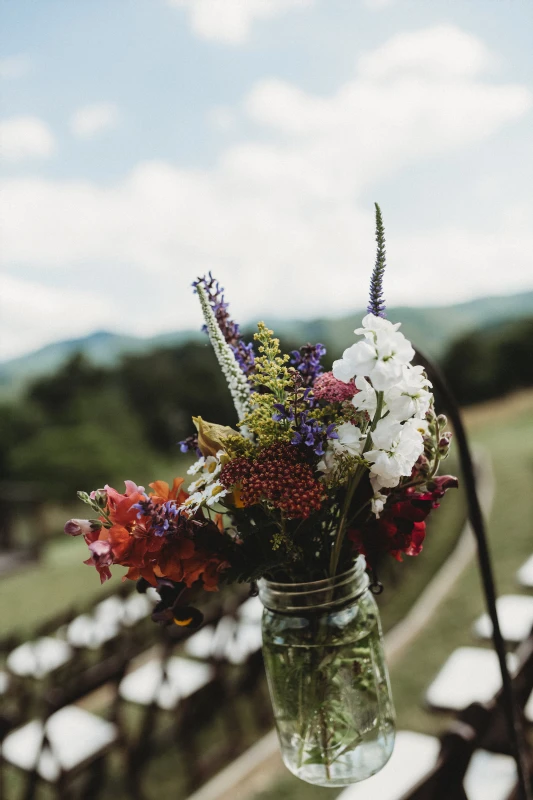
{"left": 415, "top": 348, "right": 531, "bottom": 800}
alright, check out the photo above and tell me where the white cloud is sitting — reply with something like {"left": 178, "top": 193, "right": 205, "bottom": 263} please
{"left": 70, "top": 103, "right": 120, "bottom": 139}
{"left": 168, "top": 0, "right": 313, "bottom": 44}
{"left": 0, "top": 116, "right": 55, "bottom": 163}
{"left": 0, "top": 275, "right": 118, "bottom": 361}
{"left": 358, "top": 24, "right": 492, "bottom": 80}
{"left": 0, "top": 55, "right": 32, "bottom": 80}
{"left": 0, "top": 25, "right": 532, "bottom": 357}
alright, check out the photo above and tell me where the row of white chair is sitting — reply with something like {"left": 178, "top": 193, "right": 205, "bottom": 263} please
{"left": 337, "top": 731, "right": 518, "bottom": 800}
{"left": 338, "top": 553, "right": 533, "bottom": 799}
{"left": 0, "top": 594, "right": 265, "bottom": 790}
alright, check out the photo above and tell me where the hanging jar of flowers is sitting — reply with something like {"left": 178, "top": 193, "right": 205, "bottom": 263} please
{"left": 259, "top": 558, "right": 395, "bottom": 785}
{"left": 66, "top": 204, "right": 457, "bottom": 787}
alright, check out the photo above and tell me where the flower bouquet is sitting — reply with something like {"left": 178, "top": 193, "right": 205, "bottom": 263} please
{"left": 66, "top": 205, "right": 457, "bottom": 786}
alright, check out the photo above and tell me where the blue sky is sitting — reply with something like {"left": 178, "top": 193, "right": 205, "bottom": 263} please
{"left": 1, "top": 0, "right": 533, "bottom": 360}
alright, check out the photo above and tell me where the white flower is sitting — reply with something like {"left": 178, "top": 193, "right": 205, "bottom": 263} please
{"left": 368, "top": 417, "right": 402, "bottom": 450}
{"left": 204, "top": 481, "right": 229, "bottom": 506}
{"left": 186, "top": 452, "right": 224, "bottom": 493}
{"left": 317, "top": 445, "right": 336, "bottom": 476}
{"left": 332, "top": 314, "right": 415, "bottom": 391}
{"left": 354, "top": 314, "right": 402, "bottom": 337}
{"left": 385, "top": 365, "right": 432, "bottom": 421}
{"left": 335, "top": 422, "right": 365, "bottom": 456}
{"left": 187, "top": 476, "right": 206, "bottom": 494}
{"left": 187, "top": 457, "right": 205, "bottom": 476}
{"left": 371, "top": 492, "right": 388, "bottom": 518}
{"left": 196, "top": 284, "right": 251, "bottom": 426}
{"left": 181, "top": 491, "right": 205, "bottom": 512}
{"left": 317, "top": 422, "right": 364, "bottom": 476}
{"left": 333, "top": 340, "right": 376, "bottom": 383}
{"left": 352, "top": 376, "right": 378, "bottom": 416}
{"left": 366, "top": 417, "right": 425, "bottom": 491}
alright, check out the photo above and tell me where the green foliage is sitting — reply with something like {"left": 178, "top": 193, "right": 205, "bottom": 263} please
{"left": 0, "top": 341, "right": 235, "bottom": 503}
{"left": 442, "top": 316, "right": 533, "bottom": 405}
{"left": 10, "top": 421, "right": 148, "bottom": 503}
{"left": 118, "top": 342, "right": 236, "bottom": 450}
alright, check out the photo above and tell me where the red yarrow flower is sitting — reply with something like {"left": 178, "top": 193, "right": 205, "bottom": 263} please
{"left": 220, "top": 442, "right": 324, "bottom": 520}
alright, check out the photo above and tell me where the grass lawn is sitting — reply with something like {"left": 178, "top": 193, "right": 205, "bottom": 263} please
{"left": 250, "top": 391, "right": 533, "bottom": 799}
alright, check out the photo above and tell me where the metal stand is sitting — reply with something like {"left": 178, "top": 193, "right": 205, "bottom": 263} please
{"left": 416, "top": 348, "right": 532, "bottom": 800}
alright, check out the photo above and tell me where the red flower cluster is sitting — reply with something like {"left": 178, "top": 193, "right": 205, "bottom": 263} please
{"left": 220, "top": 442, "right": 324, "bottom": 519}
{"left": 313, "top": 372, "right": 358, "bottom": 403}
{"left": 69, "top": 480, "right": 227, "bottom": 589}
{"left": 349, "top": 476, "right": 458, "bottom": 562}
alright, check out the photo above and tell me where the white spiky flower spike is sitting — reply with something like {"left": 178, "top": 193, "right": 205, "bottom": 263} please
{"left": 196, "top": 283, "right": 252, "bottom": 433}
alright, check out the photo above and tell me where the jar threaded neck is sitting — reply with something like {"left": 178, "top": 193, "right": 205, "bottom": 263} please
{"left": 258, "top": 557, "right": 369, "bottom": 613}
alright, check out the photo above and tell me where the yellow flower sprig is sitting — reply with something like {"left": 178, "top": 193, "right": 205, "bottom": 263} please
{"left": 250, "top": 322, "right": 292, "bottom": 399}
{"left": 237, "top": 322, "right": 295, "bottom": 447}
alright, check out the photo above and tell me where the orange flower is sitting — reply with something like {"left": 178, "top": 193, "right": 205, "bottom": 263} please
{"left": 149, "top": 478, "right": 187, "bottom": 504}
{"left": 82, "top": 479, "right": 229, "bottom": 592}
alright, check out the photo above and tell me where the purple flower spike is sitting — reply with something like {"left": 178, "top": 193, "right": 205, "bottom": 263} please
{"left": 367, "top": 203, "right": 387, "bottom": 318}
{"left": 193, "top": 273, "right": 255, "bottom": 377}
{"left": 290, "top": 343, "right": 326, "bottom": 388}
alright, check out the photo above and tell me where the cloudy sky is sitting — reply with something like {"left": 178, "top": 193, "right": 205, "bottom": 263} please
{"left": 1, "top": 0, "right": 532, "bottom": 361}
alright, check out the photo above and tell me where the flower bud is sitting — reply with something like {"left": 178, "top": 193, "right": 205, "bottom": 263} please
{"left": 64, "top": 518, "right": 97, "bottom": 537}
{"left": 437, "top": 414, "right": 447, "bottom": 427}
{"left": 91, "top": 489, "right": 108, "bottom": 508}
{"left": 415, "top": 454, "right": 430, "bottom": 471}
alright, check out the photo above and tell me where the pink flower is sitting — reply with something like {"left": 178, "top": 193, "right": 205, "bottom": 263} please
{"left": 64, "top": 518, "right": 99, "bottom": 537}
{"left": 84, "top": 540, "right": 113, "bottom": 584}
{"left": 313, "top": 372, "right": 358, "bottom": 403}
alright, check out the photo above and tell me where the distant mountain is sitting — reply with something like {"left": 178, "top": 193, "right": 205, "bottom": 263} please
{"left": 1, "top": 290, "right": 532, "bottom": 396}
{"left": 0, "top": 329, "right": 203, "bottom": 396}
{"left": 255, "top": 290, "right": 533, "bottom": 361}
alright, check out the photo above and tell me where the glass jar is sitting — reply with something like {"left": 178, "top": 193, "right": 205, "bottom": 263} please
{"left": 258, "top": 557, "right": 395, "bottom": 787}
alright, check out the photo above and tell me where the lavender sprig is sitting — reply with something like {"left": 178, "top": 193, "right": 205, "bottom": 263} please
{"left": 367, "top": 202, "right": 387, "bottom": 318}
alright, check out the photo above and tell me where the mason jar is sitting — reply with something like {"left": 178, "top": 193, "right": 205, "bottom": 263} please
{"left": 258, "top": 557, "right": 395, "bottom": 787}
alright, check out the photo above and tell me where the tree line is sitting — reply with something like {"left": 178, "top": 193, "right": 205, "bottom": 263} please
{"left": 1, "top": 316, "right": 531, "bottom": 504}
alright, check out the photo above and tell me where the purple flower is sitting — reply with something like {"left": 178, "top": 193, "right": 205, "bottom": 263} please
{"left": 231, "top": 340, "right": 255, "bottom": 377}
{"left": 290, "top": 343, "right": 326, "bottom": 388}
{"left": 133, "top": 496, "right": 185, "bottom": 537}
{"left": 178, "top": 434, "right": 201, "bottom": 456}
{"left": 274, "top": 403, "right": 335, "bottom": 457}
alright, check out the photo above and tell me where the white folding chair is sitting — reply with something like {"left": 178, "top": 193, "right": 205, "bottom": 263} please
{"left": 426, "top": 647, "right": 518, "bottom": 712}
{"left": 473, "top": 595, "right": 533, "bottom": 644}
